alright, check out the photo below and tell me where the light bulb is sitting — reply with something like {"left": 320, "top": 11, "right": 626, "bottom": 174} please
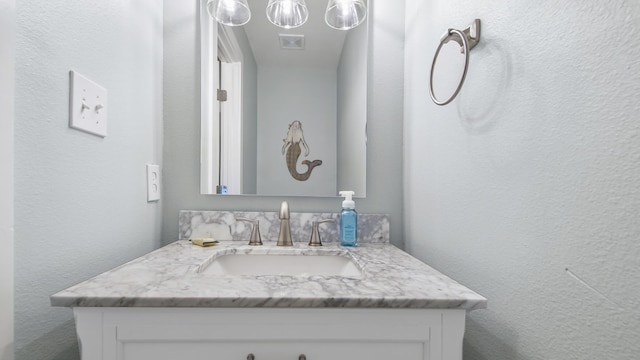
{"left": 282, "top": 0, "right": 293, "bottom": 16}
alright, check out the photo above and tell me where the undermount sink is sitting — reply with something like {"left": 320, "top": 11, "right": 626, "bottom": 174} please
{"left": 199, "top": 252, "right": 362, "bottom": 277}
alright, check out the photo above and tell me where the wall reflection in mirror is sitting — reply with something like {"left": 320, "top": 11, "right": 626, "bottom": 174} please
{"left": 200, "top": 0, "right": 368, "bottom": 197}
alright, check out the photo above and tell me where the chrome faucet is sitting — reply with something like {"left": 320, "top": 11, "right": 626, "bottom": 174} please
{"left": 277, "top": 201, "right": 293, "bottom": 246}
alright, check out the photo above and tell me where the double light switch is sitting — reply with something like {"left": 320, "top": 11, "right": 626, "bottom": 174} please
{"left": 69, "top": 70, "right": 108, "bottom": 137}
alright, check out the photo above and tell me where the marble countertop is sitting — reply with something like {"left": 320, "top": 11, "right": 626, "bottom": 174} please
{"left": 50, "top": 241, "right": 487, "bottom": 310}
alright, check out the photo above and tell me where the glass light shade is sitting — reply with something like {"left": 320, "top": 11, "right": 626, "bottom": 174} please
{"left": 266, "top": 0, "right": 309, "bottom": 29}
{"left": 325, "top": 0, "right": 367, "bottom": 30}
{"left": 207, "top": 0, "right": 251, "bottom": 27}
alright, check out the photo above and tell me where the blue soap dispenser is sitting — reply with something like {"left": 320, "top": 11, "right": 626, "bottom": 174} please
{"left": 339, "top": 191, "right": 358, "bottom": 246}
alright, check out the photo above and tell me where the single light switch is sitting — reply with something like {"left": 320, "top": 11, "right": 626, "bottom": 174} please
{"left": 69, "top": 70, "right": 108, "bottom": 137}
{"left": 146, "top": 164, "right": 161, "bottom": 202}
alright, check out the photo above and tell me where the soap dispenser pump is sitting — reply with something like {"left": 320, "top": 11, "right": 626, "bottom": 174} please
{"left": 339, "top": 191, "right": 358, "bottom": 246}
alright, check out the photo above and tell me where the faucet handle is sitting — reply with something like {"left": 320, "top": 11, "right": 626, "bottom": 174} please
{"left": 308, "top": 219, "right": 335, "bottom": 247}
{"left": 235, "top": 217, "right": 262, "bottom": 246}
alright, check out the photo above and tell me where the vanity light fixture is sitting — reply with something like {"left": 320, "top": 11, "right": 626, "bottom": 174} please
{"left": 266, "top": 0, "right": 309, "bottom": 29}
{"left": 325, "top": 0, "right": 367, "bottom": 30}
{"left": 207, "top": 0, "right": 252, "bottom": 27}
{"left": 208, "top": 0, "right": 367, "bottom": 30}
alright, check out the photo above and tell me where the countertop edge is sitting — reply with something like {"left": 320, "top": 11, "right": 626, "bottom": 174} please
{"left": 50, "top": 241, "right": 488, "bottom": 311}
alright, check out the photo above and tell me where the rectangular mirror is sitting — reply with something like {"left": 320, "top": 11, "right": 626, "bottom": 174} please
{"left": 200, "top": 0, "right": 368, "bottom": 197}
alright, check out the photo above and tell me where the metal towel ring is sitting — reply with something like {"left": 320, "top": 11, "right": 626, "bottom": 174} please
{"left": 429, "top": 19, "right": 481, "bottom": 106}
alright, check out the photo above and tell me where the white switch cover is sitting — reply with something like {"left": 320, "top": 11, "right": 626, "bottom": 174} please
{"left": 146, "top": 164, "right": 161, "bottom": 202}
{"left": 69, "top": 70, "right": 108, "bottom": 137}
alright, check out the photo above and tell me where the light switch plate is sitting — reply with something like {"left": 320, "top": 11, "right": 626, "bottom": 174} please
{"left": 146, "top": 164, "right": 161, "bottom": 202}
{"left": 69, "top": 70, "right": 108, "bottom": 137}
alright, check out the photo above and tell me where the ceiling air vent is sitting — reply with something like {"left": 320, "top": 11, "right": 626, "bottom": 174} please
{"left": 279, "top": 34, "right": 305, "bottom": 50}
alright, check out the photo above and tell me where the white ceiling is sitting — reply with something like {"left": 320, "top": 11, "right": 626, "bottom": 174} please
{"left": 242, "top": 0, "right": 348, "bottom": 69}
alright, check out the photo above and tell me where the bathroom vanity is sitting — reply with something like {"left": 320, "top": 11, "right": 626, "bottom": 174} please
{"left": 52, "top": 240, "right": 486, "bottom": 360}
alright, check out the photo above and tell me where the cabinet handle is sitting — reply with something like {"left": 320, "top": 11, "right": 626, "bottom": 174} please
{"left": 245, "top": 353, "right": 305, "bottom": 359}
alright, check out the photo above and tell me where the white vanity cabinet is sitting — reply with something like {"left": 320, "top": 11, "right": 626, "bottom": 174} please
{"left": 54, "top": 241, "right": 486, "bottom": 360}
{"left": 74, "top": 307, "right": 467, "bottom": 360}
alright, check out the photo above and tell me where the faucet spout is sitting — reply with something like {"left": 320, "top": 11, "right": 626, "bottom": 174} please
{"left": 279, "top": 200, "right": 290, "bottom": 220}
{"left": 277, "top": 201, "right": 293, "bottom": 246}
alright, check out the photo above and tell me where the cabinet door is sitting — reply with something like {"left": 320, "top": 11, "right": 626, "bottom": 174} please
{"left": 121, "top": 341, "right": 424, "bottom": 360}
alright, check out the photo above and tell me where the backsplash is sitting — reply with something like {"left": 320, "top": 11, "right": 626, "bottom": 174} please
{"left": 179, "top": 210, "right": 389, "bottom": 243}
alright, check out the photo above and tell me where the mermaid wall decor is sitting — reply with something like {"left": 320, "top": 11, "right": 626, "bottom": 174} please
{"left": 281, "top": 120, "right": 323, "bottom": 181}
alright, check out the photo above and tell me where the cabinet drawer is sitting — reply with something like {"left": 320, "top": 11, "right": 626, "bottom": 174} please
{"left": 121, "top": 341, "right": 425, "bottom": 360}
{"left": 75, "top": 308, "right": 464, "bottom": 360}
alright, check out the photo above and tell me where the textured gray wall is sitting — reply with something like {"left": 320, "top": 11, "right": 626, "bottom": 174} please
{"left": 337, "top": 19, "right": 367, "bottom": 196}
{"left": 231, "top": 27, "right": 258, "bottom": 194}
{"left": 14, "top": 1, "right": 164, "bottom": 359}
{"left": 163, "top": 0, "right": 405, "bottom": 247}
{"left": 404, "top": 0, "right": 640, "bottom": 359}
{"left": 0, "top": 0, "right": 15, "bottom": 359}
{"left": 256, "top": 66, "right": 337, "bottom": 196}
